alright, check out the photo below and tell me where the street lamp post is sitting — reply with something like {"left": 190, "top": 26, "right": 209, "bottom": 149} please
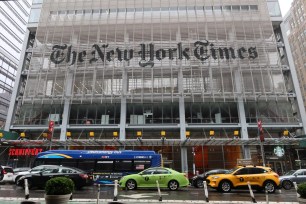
{"left": 258, "top": 120, "right": 265, "bottom": 167}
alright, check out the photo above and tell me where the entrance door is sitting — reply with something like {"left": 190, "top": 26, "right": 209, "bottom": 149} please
{"left": 267, "top": 161, "right": 284, "bottom": 175}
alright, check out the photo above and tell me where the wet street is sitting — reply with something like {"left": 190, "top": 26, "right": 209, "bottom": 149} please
{"left": 0, "top": 184, "right": 299, "bottom": 203}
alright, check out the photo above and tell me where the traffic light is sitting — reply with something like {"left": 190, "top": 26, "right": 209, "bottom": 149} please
{"left": 48, "top": 121, "right": 54, "bottom": 133}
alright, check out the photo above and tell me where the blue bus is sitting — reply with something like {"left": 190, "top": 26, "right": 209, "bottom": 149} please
{"left": 34, "top": 150, "right": 161, "bottom": 184}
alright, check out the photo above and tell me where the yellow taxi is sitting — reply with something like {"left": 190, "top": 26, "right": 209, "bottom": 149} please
{"left": 206, "top": 166, "right": 280, "bottom": 193}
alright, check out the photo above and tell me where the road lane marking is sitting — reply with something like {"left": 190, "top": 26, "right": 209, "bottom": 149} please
{"left": 120, "top": 193, "right": 168, "bottom": 199}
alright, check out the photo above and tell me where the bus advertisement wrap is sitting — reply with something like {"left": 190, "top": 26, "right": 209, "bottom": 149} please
{"left": 34, "top": 150, "right": 161, "bottom": 184}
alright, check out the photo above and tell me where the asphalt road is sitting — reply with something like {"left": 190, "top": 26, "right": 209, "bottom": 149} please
{"left": 0, "top": 183, "right": 299, "bottom": 203}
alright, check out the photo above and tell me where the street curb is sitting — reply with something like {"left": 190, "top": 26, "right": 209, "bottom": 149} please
{"left": 0, "top": 197, "right": 299, "bottom": 204}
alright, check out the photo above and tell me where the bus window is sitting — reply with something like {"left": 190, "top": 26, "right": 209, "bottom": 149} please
{"left": 114, "top": 160, "right": 133, "bottom": 171}
{"left": 60, "top": 159, "right": 78, "bottom": 167}
{"left": 42, "top": 159, "right": 60, "bottom": 165}
{"left": 33, "top": 159, "right": 45, "bottom": 167}
{"left": 134, "top": 160, "right": 151, "bottom": 170}
{"left": 96, "top": 160, "right": 113, "bottom": 172}
{"left": 77, "top": 159, "right": 95, "bottom": 172}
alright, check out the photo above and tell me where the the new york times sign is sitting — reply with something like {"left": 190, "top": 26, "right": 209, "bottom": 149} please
{"left": 50, "top": 40, "right": 258, "bottom": 67}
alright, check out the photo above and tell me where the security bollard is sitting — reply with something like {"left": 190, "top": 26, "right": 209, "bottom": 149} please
{"left": 203, "top": 181, "right": 209, "bottom": 202}
{"left": 24, "top": 179, "right": 29, "bottom": 200}
{"left": 294, "top": 182, "right": 299, "bottom": 198}
{"left": 97, "top": 184, "right": 100, "bottom": 204}
{"left": 265, "top": 185, "right": 269, "bottom": 204}
{"left": 156, "top": 180, "right": 162, "bottom": 201}
{"left": 247, "top": 181, "right": 257, "bottom": 203}
{"left": 113, "top": 180, "right": 118, "bottom": 201}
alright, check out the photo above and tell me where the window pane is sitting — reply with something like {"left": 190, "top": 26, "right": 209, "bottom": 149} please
{"left": 96, "top": 160, "right": 114, "bottom": 171}
{"left": 114, "top": 160, "right": 133, "bottom": 171}
{"left": 78, "top": 159, "right": 95, "bottom": 172}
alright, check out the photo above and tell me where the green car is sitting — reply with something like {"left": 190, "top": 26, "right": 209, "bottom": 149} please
{"left": 119, "top": 167, "right": 189, "bottom": 191}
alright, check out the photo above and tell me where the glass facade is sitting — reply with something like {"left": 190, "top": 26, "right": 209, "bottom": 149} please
{"left": 0, "top": 0, "right": 32, "bottom": 126}
{"left": 5, "top": 0, "right": 306, "bottom": 174}
{"left": 285, "top": 0, "right": 306, "bottom": 111}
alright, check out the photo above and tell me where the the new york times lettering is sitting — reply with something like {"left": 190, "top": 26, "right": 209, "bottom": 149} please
{"left": 50, "top": 40, "right": 258, "bottom": 68}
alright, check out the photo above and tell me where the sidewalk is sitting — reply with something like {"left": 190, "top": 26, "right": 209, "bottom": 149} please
{"left": 0, "top": 197, "right": 299, "bottom": 204}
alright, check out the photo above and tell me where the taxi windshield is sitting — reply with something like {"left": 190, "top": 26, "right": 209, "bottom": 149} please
{"left": 284, "top": 170, "right": 296, "bottom": 175}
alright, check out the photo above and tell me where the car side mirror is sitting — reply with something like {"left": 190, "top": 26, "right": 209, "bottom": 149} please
{"left": 294, "top": 174, "right": 298, "bottom": 177}
{"left": 40, "top": 172, "right": 43, "bottom": 176}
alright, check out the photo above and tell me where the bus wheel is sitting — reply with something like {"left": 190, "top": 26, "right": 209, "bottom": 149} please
{"left": 126, "top": 179, "right": 137, "bottom": 190}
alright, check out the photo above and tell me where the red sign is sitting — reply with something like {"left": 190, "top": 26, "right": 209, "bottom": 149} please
{"left": 9, "top": 148, "right": 43, "bottom": 156}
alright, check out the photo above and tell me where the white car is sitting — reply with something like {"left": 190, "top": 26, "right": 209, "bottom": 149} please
{"left": 14, "top": 165, "right": 60, "bottom": 184}
{"left": 0, "top": 166, "right": 14, "bottom": 183}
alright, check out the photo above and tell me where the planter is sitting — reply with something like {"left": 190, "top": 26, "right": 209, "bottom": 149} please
{"left": 298, "top": 197, "right": 306, "bottom": 204}
{"left": 44, "top": 193, "right": 71, "bottom": 204}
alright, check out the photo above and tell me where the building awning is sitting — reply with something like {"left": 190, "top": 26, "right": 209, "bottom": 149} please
{"left": 2, "top": 138, "right": 304, "bottom": 147}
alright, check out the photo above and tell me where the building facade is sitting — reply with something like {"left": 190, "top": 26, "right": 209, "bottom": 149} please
{"left": 0, "top": 0, "right": 32, "bottom": 127}
{"left": 284, "top": 0, "right": 306, "bottom": 110}
{"left": 4, "top": 0, "right": 306, "bottom": 174}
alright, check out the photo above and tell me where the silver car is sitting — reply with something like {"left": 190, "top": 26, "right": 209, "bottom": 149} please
{"left": 280, "top": 169, "right": 306, "bottom": 190}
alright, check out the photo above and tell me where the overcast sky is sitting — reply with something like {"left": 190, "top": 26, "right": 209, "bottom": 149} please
{"left": 279, "top": 0, "right": 293, "bottom": 16}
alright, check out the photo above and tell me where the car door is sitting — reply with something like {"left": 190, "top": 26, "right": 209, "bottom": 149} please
{"left": 38, "top": 166, "right": 60, "bottom": 187}
{"left": 59, "top": 168, "right": 78, "bottom": 184}
{"left": 154, "top": 168, "right": 171, "bottom": 187}
{"left": 233, "top": 167, "right": 250, "bottom": 187}
{"left": 294, "top": 170, "right": 306, "bottom": 184}
{"left": 139, "top": 169, "right": 156, "bottom": 187}
{"left": 248, "top": 167, "right": 265, "bottom": 186}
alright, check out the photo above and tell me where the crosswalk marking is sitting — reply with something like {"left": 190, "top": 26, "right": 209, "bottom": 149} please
{"left": 120, "top": 193, "right": 168, "bottom": 199}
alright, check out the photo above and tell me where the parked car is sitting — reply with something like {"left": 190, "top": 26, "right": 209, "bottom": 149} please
{"left": 191, "top": 169, "right": 229, "bottom": 188}
{"left": 206, "top": 166, "right": 280, "bottom": 193}
{"left": 119, "top": 167, "right": 189, "bottom": 191}
{"left": 17, "top": 165, "right": 93, "bottom": 189}
{"left": 280, "top": 169, "right": 306, "bottom": 190}
{"left": 14, "top": 165, "right": 59, "bottom": 184}
{"left": 0, "top": 166, "right": 14, "bottom": 183}
{"left": 13, "top": 167, "right": 31, "bottom": 174}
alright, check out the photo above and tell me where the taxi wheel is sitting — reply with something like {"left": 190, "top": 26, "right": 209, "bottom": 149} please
{"left": 168, "top": 180, "right": 179, "bottom": 191}
{"left": 282, "top": 180, "right": 292, "bottom": 190}
{"left": 126, "top": 179, "right": 137, "bottom": 190}
{"left": 218, "top": 180, "right": 232, "bottom": 193}
{"left": 264, "top": 180, "right": 276, "bottom": 193}
{"left": 195, "top": 179, "right": 204, "bottom": 188}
